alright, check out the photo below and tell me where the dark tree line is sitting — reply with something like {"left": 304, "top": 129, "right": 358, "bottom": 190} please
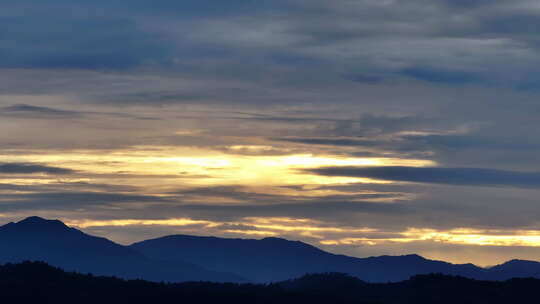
{"left": 1, "top": 261, "right": 539, "bottom": 304}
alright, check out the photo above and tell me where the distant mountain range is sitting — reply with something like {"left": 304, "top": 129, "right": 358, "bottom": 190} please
{"left": 2, "top": 216, "right": 540, "bottom": 283}
{"left": 129, "top": 234, "right": 538, "bottom": 282}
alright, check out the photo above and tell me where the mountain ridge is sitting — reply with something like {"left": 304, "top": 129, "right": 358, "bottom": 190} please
{"left": 129, "top": 229, "right": 536, "bottom": 282}
{"left": 2, "top": 216, "right": 540, "bottom": 283}
{"left": 0, "top": 216, "right": 244, "bottom": 283}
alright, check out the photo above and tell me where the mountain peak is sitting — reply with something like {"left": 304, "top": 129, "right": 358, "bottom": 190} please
{"left": 19, "top": 216, "right": 50, "bottom": 222}
{"left": 261, "top": 237, "right": 289, "bottom": 242}
{"left": 1, "top": 216, "right": 71, "bottom": 233}
{"left": 260, "top": 237, "right": 320, "bottom": 250}
{"left": 505, "top": 259, "right": 534, "bottom": 264}
{"left": 493, "top": 259, "right": 540, "bottom": 269}
{"left": 261, "top": 237, "right": 311, "bottom": 245}
{"left": 402, "top": 254, "right": 425, "bottom": 260}
{"left": 18, "top": 216, "right": 66, "bottom": 226}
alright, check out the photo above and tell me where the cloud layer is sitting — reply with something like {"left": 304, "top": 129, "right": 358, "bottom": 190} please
{"left": 2, "top": 0, "right": 540, "bottom": 266}
{"left": 0, "top": 163, "right": 74, "bottom": 175}
{"left": 309, "top": 166, "right": 540, "bottom": 188}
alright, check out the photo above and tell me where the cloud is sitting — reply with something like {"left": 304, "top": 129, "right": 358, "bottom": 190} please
{"left": 2, "top": 0, "right": 540, "bottom": 87}
{"left": 0, "top": 181, "right": 139, "bottom": 193}
{"left": 402, "top": 134, "right": 540, "bottom": 151}
{"left": 0, "top": 163, "right": 74, "bottom": 175}
{"left": 172, "top": 185, "right": 404, "bottom": 205}
{"left": 308, "top": 166, "right": 540, "bottom": 188}
{"left": 399, "top": 67, "right": 480, "bottom": 85}
{"left": 0, "top": 14, "right": 168, "bottom": 69}
{"left": 3, "top": 104, "right": 77, "bottom": 115}
{"left": 0, "top": 104, "right": 159, "bottom": 121}
{"left": 0, "top": 191, "right": 166, "bottom": 212}
{"left": 3, "top": 0, "right": 540, "bottom": 265}
{"left": 275, "top": 137, "right": 376, "bottom": 147}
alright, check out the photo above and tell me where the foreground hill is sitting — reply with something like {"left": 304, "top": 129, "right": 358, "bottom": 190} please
{"left": 0, "top": 217, "right": 242, "bottom": 282}
{"left": 2, "top": 261, "right": 539, "bottom": 304}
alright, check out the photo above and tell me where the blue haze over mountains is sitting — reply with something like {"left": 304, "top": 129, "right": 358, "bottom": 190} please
{"left": 2, "top": 216, "right": 540, "bottom": 283}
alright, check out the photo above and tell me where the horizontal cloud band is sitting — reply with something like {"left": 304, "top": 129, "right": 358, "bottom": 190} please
{"left": 0, "top": 163, "right": 74, "bottom": 175}
{"left": 308, "top": 166, "right": 540, "bottom": 188}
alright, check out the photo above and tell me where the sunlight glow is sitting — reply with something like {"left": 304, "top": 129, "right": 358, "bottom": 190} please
{"left": 320, "top": 228, "right": 540, "bottom": 247}
{"left": 0, "top": 147, "right": 435, "bottom": 189}
{"left": 64, "top": 216, "right": 540, "bottom": 248}
{"left": 66, "top": 218, "right": 218, "bottom": 228}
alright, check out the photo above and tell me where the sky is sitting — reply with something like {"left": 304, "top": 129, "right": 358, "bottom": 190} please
{"left": 2, "top": 0, "right": 540, "bottom": 266}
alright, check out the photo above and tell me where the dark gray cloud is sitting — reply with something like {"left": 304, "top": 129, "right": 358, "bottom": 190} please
{"left": 400, "top": 134, "right": 540, "bottom": 158}
{"left": 171, "top": 200, "right": 408, "bottom": 224}
{"left": 6, "top": 0, "right": 274, "bottom": 18}
{"left": 173, "top": 185, "right": 403, "bottom": 204}
{"left": 0, "top": 14, "right": 168, "bottom": 69}
{"left": 2, "top": 0, "right": 540, "bottom": 87}
{"left": 399, "top": 67, "right": 480, "bottom": 85}
{"left": 0, "top": 104, "right": 159, "bottom": 121}
{"left": 0, "top": 1, "right": 290, "bottom": 71}
{"left": 309, "top": 166, "right": 540, "bottom": 189}
{"left": 0, "top": 181, "right": 139, "bottom": 193}
{"left": 0, "top": 163, "right": 74, "bottom": 175}
{"left": 0, "top": 191, "right": 166, "bottom": 212}
{"left": 275, "top": 137, "right": 375, "bottom": 147}
{"left": 2, "top": 104, "right": 81, "bottom": 117}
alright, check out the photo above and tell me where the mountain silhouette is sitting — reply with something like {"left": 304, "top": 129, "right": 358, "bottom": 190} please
{"left": 487, "top": 259, "right": 540, "bottom": 280}
{"left": 4, "top": 216, "right": 540, "bottom": 283}
{"left": 130, "top": 234, "right": 486, "bottom": 282}
{"left": 0, "top": 217, "right": 243, "bottom": 282}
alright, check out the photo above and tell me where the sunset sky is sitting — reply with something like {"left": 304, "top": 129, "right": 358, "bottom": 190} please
{"left": 3, "top": 0, "right": 540, "bottom": 266}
